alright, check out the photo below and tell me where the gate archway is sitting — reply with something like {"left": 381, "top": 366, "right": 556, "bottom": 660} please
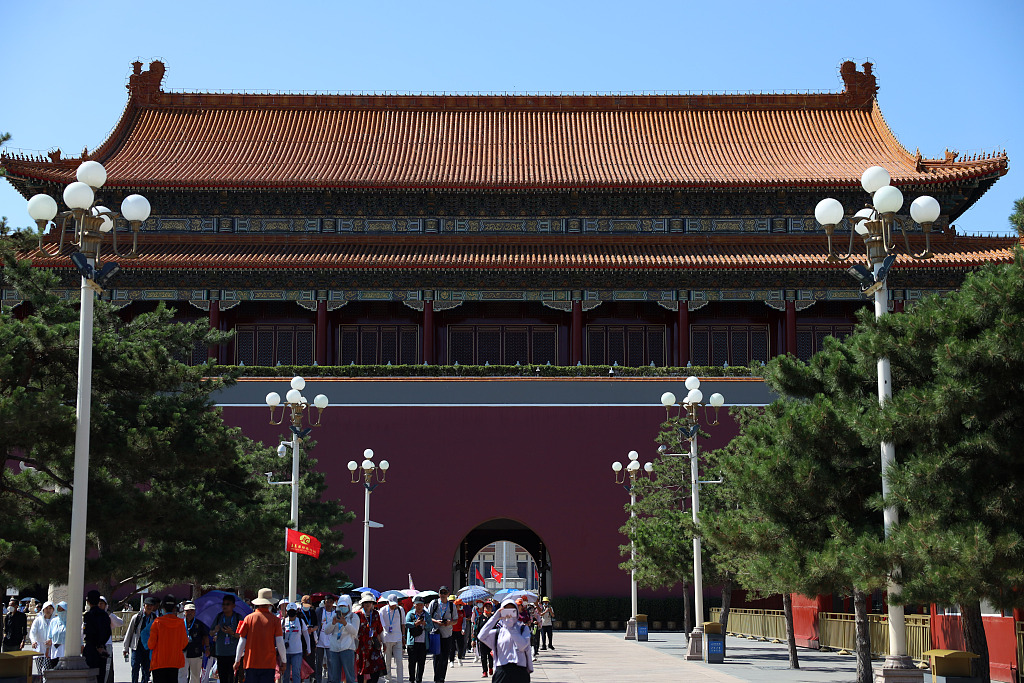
{"left": 452, "top": 518, "right": 551, "bottom": 597}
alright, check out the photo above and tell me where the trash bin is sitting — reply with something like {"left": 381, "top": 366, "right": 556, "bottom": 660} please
{"left": 635, "top": 614, "right": 648, "bottom": 642}
{"left": 0, "top": 650, "right": 36, "bottom": 683}
{"left": 921, "top": 649, "right": 980, "bottom": 683}
{"left": 702, "top": 622, "right": 725, "bottom": 663}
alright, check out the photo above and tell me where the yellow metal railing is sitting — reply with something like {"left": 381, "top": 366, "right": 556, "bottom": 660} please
{"left": 113, "top": 610, "right": 136, "bottom": 641}
{"left": 819, "top": 612, "right": 930, "bottom": 663}
{"left": 1015, "top": 621, "right": 1023, "bottom": 683}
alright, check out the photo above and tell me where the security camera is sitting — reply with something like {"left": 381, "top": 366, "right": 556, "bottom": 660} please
{"left": 657, "top": 445, "right": 668, "bottom": 454}
{"left": 277, "top": 444, "right": 288, "bottom": 458}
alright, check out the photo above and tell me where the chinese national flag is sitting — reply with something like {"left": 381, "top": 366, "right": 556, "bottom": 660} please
{"left": 475, "top": 568, "right": 485, "bottom": 583}
{"left": 286, "top": 528, "right": 321, "bottom": 559}
{"left": 534, "top": 568, "right": 540, "bottom": 581}
{"left": 490, "top": 566, "right": 503, "bottom": 582}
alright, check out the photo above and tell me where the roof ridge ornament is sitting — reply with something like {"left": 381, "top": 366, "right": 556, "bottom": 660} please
{"left": 840, "top": 60, "right": 878, "bottom": 108}
{"left": 127, "top": 60, "right": 166, "bottom": 103}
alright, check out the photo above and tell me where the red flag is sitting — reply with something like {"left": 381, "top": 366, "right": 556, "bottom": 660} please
{"left": 285, "top": 528, "right": 321, "bottom": 559}
{"left": 475, "top": 568, "right": 485, "bottom": 583}
{"left": 534, "top": 568, "right": 540, "bottom": 581}
{"left": 409, "top": 574, "right": 416, "bottom": 591}
{"left": 490, "top": 566, "right": 503, "bottom": 582}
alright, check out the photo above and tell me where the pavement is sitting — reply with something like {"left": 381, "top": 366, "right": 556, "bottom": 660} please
{"left": 109, "top": 631, "right": 871, "bottom": 683}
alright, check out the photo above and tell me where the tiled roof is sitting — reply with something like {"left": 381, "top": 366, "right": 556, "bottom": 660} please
{"left": 24, "top": 234, "right": 1018, "bottom": 271}
{"left": 1, "top": 61, "right": 1007, "bottom": 193}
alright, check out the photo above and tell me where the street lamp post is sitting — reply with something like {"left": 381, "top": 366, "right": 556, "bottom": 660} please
{"left": 266, "top": 377, "right": 329, "bottom": 603}
{"left": 347, "top": 449, "right": 389, "bottom": 587}
{"left": 815, "top": 167, "right": 938, "bottom": 682}
{"left": 660, "top": 377, "right": 725, "bottom": 661}
{"left": 612, "top": 450, "right": 652, "bottom": 640}
{"left": 25, "top": 162, "right": 150, "bottom": 674}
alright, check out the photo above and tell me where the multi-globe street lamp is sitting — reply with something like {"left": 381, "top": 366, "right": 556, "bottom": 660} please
{"left": 660, "top": 377, "right": 725, "bottom": 661}
{"left": 815, "top": 167, "right": 938, "bottom": 680}
{"left": 347, "top": 449, "right": 389, "bottom": 587}
{"left": 25, "top": 161, "right": 150, "bottom": 671}
{"left": 612, "top": 450, "right": 652, "bottom": 640}
{"left": 266, "top": 377, "right": 329, "bottom": 603}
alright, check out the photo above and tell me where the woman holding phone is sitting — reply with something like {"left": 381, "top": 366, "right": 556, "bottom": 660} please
{"left": 475, "top": 599, "right": 533, "bottom": 682}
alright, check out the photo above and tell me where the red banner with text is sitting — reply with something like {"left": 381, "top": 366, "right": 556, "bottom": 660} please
{"left": 286, "top": 528, "right": 321, "bottom": 558}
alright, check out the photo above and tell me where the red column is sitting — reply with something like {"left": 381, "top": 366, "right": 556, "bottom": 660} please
{"left": 785, "top": 299, "right": 797, "bottom": 356}
{"left": 315, "top": 299, "right": 327, "bottom": 365}
{"left": 423, "top": 300, "right": 434, "bottom": 364}
{"left": 571, "top": 299, "right": 583, "bottom": 365}
{"left": 894, "top": 299, "right": 905, "bottom": 313}
{"left": 208, "top": 300, "right": 220, "bottom": 362}
{"left": 677, "top": 304, "right": 690, "bottom": 367}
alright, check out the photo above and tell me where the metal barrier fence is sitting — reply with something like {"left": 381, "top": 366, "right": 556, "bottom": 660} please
{"left": 1016, "top": 621, "right": 1023, "bottom": 683}
{"left": 711, "top": 607, "right": 930, "bottom": 664}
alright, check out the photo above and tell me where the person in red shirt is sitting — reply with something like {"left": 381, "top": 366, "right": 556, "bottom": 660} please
{"left": 233, "top": 588, "right": 285, "bottom": 683}
{"left": 147, "top": 596, "right": 188, "bottom": 683}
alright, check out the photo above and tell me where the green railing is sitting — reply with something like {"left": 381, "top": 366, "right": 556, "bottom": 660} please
{"left": 819, "top": 612, "right": 930, "bottom": 663}
{"left": 711, "top": 607, "right": 930, "bottom": 665}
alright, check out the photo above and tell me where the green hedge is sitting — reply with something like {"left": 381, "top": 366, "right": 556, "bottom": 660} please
{"left": 212, "top": 364, "right": 761, "bottom": 379}
{"left": 552, "top": 596, "right": 688, "bottom": 624}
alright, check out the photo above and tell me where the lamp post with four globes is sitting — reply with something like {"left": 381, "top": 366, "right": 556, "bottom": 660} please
{"left": 25, "top": 161, "right": 150, "bottom": 670}
{"left": 612, "top": 450, "right": 652, "bottom": 640}
{"left": 347, "top": 449, "right": 389, "bottom": 587}
{"left": 660, "top": 377, "right": 725, "bottom": 660}
{"left": 265, "top": 377, "right": 329, "bottom": 603}
{"left": 815, "top": 167, "right": 937, "bottom": 681}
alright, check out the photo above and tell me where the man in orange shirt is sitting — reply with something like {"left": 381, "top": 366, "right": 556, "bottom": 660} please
{"left": 233, "top": 588, "right": 285, "bottom": 683}
{"left": 146, "top": 595, "right": 188, "bottom": 683}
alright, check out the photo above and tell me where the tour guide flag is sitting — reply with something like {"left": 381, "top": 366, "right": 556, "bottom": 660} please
{"left": 490, "top": 566, "right": 503, "bottom": 582}
{"left": 286, "top": 528, "right": 321, "bottom": 558}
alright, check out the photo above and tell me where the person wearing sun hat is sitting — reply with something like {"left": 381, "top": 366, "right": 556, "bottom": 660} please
{"left": 404, "top": 597, "right": 432, "bottom": 683}
{"left": 322, "top": 594, "right": 358, "bottom": 683}
{"left": 354, "top": 593, "right": 386, "bottom": 683}
{"left": 538, "top": 598, "right": 554, "bottom": 651}
{"left": 233, "top": 588, "right": 286, "bottom": 683}
{"left": 378, "top": 595, "right": 405, "bottom": 683}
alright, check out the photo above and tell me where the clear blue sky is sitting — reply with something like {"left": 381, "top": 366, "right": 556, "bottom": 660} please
{"left": 2, "top": 0, "right": 1021, "bottom": 234}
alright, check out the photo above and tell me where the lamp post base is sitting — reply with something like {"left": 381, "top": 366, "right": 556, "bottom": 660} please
{"left": 873, "top": 655, "right": 925, "bottom": 683}
{"left": 44, "top": 656, "right": 97, "bottom": 683}
{"left": 624, "top": 617, "right": 636, "bottom": 640}
{"left": 684, "top": 627, "right": 704, "bottom": 660}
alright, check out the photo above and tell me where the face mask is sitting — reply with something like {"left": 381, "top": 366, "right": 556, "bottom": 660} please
{"left": 339, "top": 606, "right": 349, "bottom": 614}
{"left": 287, "top": 610, "right": 297, "bottom": 618}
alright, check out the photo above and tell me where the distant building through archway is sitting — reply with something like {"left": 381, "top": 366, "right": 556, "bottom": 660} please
{"left": 453, "top": 518, "right": 550, "bottom": 597}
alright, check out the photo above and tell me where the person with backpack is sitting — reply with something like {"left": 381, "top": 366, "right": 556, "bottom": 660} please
{"left": 208, "top": 594, "right": 242, "bottom": 683}
{"left": 123, "top": 597, "right": 160, "bottom": 683}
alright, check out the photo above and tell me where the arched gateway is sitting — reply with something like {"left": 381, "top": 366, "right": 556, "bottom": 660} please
{"left": 453, "top": 519, "right": 550, "bottom": 597}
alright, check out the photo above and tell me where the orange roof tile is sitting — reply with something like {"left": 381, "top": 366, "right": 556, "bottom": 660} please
{"left": 1, "top": 62, "right": 1007, "bottom": 193}
{"left": 22, "top": 234, "right": 1018, "bottom": 271}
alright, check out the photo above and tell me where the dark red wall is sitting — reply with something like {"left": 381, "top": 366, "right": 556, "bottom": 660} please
{"left": 222, "top": 405, "right": 740, "bottom": 597}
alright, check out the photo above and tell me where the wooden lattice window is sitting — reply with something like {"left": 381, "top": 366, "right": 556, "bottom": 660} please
{"left": 339, "top": 325, "right": 420, "bottom": 365}
{"left": 586, "top": 325, "right": 666, "bottom": 366}
{"left": 690, "top": 325, "right": 770, "bottom": 367}
{"left": 235, "top": 325, "right": 315, "bottom": 367}
{"left": 446, "top": 325, "right": 558, "bottom": 365}
{"left": 796, "top": 324, "right": 854, "bottom": 361}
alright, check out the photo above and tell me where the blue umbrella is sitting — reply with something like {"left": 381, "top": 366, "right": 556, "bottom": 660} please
{"left": 354, "top": 587, "right": 381, "bottom": 600}
{"left": 493, "top": 589, "right": 512, "bottom": 602}
{"left": 379, "top": 590, "right": 406, "bottom": 602}
{"left": 194, "top": 590, "right": 251, "bottom": 629}
{"left": 457, "top": 586, "right": 492, "bottom": 602}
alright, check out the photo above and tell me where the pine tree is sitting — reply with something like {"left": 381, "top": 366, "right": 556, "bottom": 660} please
{"left": 0, "top": 243, "right": 356, "bottom": 593}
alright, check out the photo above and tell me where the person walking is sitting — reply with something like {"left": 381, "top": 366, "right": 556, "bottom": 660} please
{"left": 83, "top": 590, "right": 113, "bottom": 683}
{"left": 313, "top": 595, "right": 337, "bottom": 683}
{"left": 29, "top": 601, "right": 54, "bottom": 672}
{"left": 473, "top": 603, "right": 493, "bottom": 678}
{"left": 378, "top": 597, "right": 405, "bottom": 683}
{"left": 404, "top": 598, "right": 432, "bottom": 683}
{"left": 354, "top": 594, "right": 386, "bottom": 683}
{"left": 476, "top": 600, "right": 533, "bottom": 683}
{"left": 124, "top": 597, "right": 160, "bottom": 683}
{"left": 45, "top": 602, "right": 68, "bottom": 666}
{"left": 281, "top": 603, "right": 309, "bottom": 683}
{"left": 427, "top": 587, "right": 455, "bottom": 683}
{"left": 147, "top": 595, "right": 188, "bottom": 683}
{"left": 179, "top": 603, "right": 209, "bottom": 683}
{"left": 208, "top": 595, "right": 242, "bottom": 683}
{"left": 97, "top": 597, "right": 123, "bottom": 683}
{"left": 447, "top": 599, "right": 465, "bottom": 666}
{"left": 3, "top": 597, "right": 28, "bottom": 652}
{"left": 321, "top": 595, "right": 357, "bottom": 683}
{"left": 537, "top": 600, "right": 553, "bottom": 651}
{"left": 233, "top": 588, "right": 285, "bottom": 683}
{"left": 298, "top": 597, "right": 319, "bottom": 673}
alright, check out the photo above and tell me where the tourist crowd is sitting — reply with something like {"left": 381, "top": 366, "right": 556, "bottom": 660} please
{"left": 4, "top": 587, "right": 555, "bottom": 683}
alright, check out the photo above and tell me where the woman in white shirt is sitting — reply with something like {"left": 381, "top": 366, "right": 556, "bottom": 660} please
{"left": 475, "top": 599, "right": 533, "bottom": 683}
{"left": 322, "top": 595, "right": 358, "bottom": 683}
{"left": 281, "top": 603, "right": 310, "bottom": 683}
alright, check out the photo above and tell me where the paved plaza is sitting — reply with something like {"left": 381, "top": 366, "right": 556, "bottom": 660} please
{"left": 110, "top": 630, "right": 867, "bottom": 683}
